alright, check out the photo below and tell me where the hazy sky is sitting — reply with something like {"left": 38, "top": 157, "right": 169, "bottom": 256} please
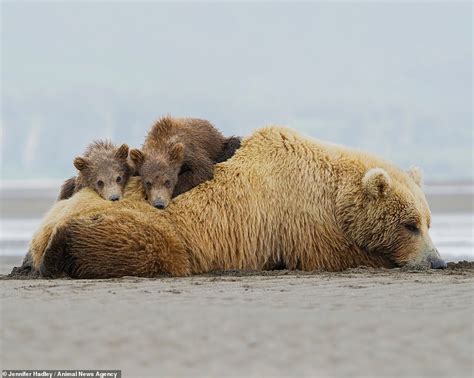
{"left": 1, "top": 2, "right": 472, "bottom": 181}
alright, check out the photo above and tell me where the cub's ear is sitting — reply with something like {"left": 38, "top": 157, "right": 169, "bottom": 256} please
{"left": 170, "top": 143, "right": 184, "bottom": 163}
{"left": 73, "top": 157, "right": 89, "bottom": 171}
{"left": 407, "top": 166, "right": 423, "bottom": 187}
{"left": 129, "top": 149, "right": 145, "bottom": 168}
{"left": 115, "top": 144, "right": 129, "bottom": 160}
{"left": 362, "top": 168, "right": 391, "bottom": 198}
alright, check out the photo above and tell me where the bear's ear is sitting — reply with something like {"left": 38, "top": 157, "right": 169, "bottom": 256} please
{"left": 170, "top": 143, "right": 184, "bottom": 163}
{"left": 407, "top": 166, "right": 423, "bottom": 187}
{"left": 129, "top": 149, "right": 145, "bottom": 168}
{"left": 73, "top": 157, "right": 89, "bottom": 172}
{"left": 362, "top": 168, "right": 392, "bottom": 198}
{"left": 115, "top": 144, "right": 129, "bottom": 161}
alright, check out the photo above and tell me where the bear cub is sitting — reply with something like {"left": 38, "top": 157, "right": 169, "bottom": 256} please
{"left": 130, "top": 116, "right": 240, "bottom": 209}
{"left": 58, "top": 141, "right": 133, "bottom": 201}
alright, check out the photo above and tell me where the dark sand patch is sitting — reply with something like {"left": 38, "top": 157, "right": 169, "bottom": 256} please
{"left": 3, "top": 260, "right": 473, "bottom": 280}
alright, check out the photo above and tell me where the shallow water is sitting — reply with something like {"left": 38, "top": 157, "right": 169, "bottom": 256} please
{"left": 1, "top": 213, "right": 472, "bottom": 262}
{"left": 429, "top": 213, "right": 473, "bottom": 261}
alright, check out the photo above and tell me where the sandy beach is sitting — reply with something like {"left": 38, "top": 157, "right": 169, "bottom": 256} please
{"left": 1, "top": 257, "right": 473, "bottom": 378}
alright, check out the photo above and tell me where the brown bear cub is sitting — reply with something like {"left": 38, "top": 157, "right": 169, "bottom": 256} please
{"left": 58, "top": 141, "right": 133, "bottom": 201}
{"left": 130, "top": 116, "right": 240, "bottom": 209}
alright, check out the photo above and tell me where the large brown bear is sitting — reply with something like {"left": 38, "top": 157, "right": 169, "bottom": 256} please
{"left": 28, "top": 127, "right": 445, "bottom": 278}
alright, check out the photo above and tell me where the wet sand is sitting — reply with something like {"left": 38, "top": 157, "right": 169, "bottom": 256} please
{"left": 1, "top": 257, "right": 473, "bottom": 377}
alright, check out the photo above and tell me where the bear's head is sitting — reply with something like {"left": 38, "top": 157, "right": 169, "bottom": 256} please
{"left": 130, "top": 143, "right": 185, "bottom": 209}
{"left": 337, "top": 166, "right": 446, "bottom": 269}
{"left": 74, "top": 143, "right": 132, "bottom": 201}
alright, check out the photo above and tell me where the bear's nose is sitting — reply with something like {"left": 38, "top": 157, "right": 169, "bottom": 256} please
{"left": 430, "top": 258, "right": 447, "bottom": 269}
{"left": 153, "top": 200, "right": 166, "bottom": 209}
{"left": 109, "top": 195, "right": 120, "bottom": 201}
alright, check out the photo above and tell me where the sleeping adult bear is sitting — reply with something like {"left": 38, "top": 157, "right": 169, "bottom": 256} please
{"left": 29, "top": 127, "right": 445, "bottom": 278}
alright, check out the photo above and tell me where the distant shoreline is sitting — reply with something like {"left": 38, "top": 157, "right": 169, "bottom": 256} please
{"left": 1, "top": 181, "right": 473, "bottom": 218}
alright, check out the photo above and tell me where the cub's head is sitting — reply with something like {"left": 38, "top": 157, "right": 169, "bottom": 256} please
{"left": 130, "top": 143, "right": 185, "bottom": 209}
{"left": 338, "top": 166, "right": 446, "bottom": 269}
{"left": 74, "top": 143, "right": 132, "bottom": 201}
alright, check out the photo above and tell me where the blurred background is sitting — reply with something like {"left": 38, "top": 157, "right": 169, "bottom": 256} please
{"left": 0, "top": 2, "right": 472, "bottom": 264}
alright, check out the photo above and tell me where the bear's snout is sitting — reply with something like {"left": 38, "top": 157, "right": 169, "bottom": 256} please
{"left": 153, "top": 199, "right": 166, "bottom": 209}
{"left": 428, "top": 255, "right": 447, "bottom": 269}
{"left": 109, "top": 195, "right": 120, "bottom": 201}
{"left": 425, "top": 248, "right": 447, "bottom": 269}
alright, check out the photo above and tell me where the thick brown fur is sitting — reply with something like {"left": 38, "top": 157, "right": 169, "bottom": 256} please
{"left": 58, "top": 141, "right": 132, "bottom": 201}
{"left": 130, "top": 116, "right": 237, "bottom": 208}
{"left": 57, "top": 177, "right": 77, "bottom": 201}
{"left": 216, "top": 136, "right": 242, "bottom": 163}
{"left": 29, "top": 127, "right": 444, "bottom": 278}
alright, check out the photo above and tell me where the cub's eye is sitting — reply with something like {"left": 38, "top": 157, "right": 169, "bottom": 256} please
{"left": 97, "top": 180, "right": 104, "bottom": 188}
{"left": 164, "top": 180, "right": 171, "bottom": 188}
{"left": 145, "top": 181, "right": 152, "bottom": 190}
{"left": 116, "top": 176, "right": 122, "bottom": 183}
{"left": 405, "top": 224, "right": 420, "bottom": 233}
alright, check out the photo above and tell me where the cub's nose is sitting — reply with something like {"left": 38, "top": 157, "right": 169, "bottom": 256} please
{"left": 109, "top": 195, "right": 120, "bottom": 201}
{"left": 429, "top": 257, "right": 447, "bottom": 269}
{"left": 153, "top": 200, "right": 166, "bottom": 209}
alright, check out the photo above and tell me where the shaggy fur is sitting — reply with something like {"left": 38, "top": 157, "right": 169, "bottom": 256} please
{"left": 58, "top": 141, "right": 132, "bottom": 201}
{"left": 57, "top": 177, "right": 77, "bottom": 200}
{"left": 29, "top": 127, "right": 444, "bottom": 278}
{"left": 216, "top": 136, "right": 242, "bottom": 163}
{"left": 130, "top": 116, "right": 239, "bottom": 208}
